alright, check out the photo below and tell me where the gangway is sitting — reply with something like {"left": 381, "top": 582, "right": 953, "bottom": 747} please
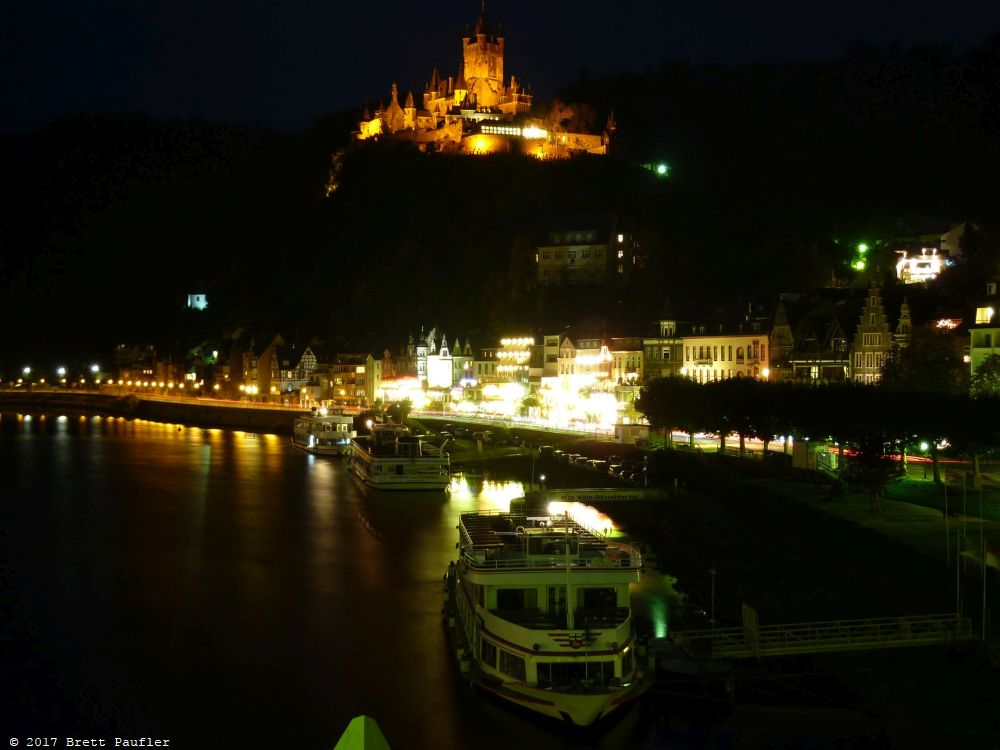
{"left": 669, "top": 613, "right": 973, "bottom": 660}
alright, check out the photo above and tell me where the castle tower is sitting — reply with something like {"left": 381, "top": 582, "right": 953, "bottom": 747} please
{"left": 385, "top": 83, "right": 405, "bottom": 133}
{"left": 462, "top": 1, "right": 504, "bottom": 108}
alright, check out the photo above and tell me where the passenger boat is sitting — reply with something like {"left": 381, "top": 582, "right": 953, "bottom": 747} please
{"left": 292, "top": 407, "right": 356, "bottom": 456}
{"left": 348, "top": 423, "right": 450, "bottom": 490}
{"left": 443, "top": 504, "right": 653, "bottom": 726}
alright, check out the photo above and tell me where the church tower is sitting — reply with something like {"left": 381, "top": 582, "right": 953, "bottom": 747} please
{"left": 462, "top": 2, "right": 504, "bottom": 108}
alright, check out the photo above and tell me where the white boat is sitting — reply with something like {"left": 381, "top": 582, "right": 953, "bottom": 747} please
{"left": 443, "top": 505, "right": 653, "bottom": 726}
{"left": 292, "top": 407, "right": 356, "bottom": 456}
{"left": 348, "top": 423, "right": 450, "bottom": 490}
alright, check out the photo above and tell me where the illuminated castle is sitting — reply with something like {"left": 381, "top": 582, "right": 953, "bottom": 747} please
{"left": 355, "top": 3, "right": 611, "bottom": 158}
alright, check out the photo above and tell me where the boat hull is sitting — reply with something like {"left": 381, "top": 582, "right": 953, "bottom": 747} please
{"left": 291, "top": 441, "right": 351, "bottom": 457}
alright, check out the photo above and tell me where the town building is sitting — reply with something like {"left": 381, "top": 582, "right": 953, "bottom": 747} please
{"left": 642, "top": 317, "right": 686, "bottom": 382}
{"left": 535, "top": 214, "right": 637, "bottom": 286}
{"left": 970, "top": 281, "right": 1000, "bottom": 376}
{"left": 681, "top": 330, "right": 771, "bottom": 383}
{"left": 850, "top": 286, "right": 912, "bottom": 384}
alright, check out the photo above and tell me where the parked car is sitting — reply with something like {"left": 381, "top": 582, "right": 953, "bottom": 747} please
{"left": 539, "top": 445, "right": 555, "bottom": 457}
{"left": 588, "top": 459, "right": 609, "bottom": 472}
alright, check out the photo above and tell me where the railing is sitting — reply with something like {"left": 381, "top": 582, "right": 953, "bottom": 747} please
{"left": 670, "top": 614, "right": 973, "bottom": 659}
{"left": 463, "top": 549, "right": 641, "bottom": 570}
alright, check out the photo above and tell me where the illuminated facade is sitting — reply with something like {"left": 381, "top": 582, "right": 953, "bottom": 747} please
{"left": 681, "top": 332, "right": 770, "bottom": 383}
{"left": 970, "top": 281, "right": 999, "bottom": 375}
{"left": 896, "top": 247, "right": 948, "bottom": 284}
{"left": 354, "top": 4, "right": 609, "bottom": 158}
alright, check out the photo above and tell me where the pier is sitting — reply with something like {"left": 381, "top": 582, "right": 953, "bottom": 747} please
{"left": 667, "top": 613, "right": 973, "bottom": 660}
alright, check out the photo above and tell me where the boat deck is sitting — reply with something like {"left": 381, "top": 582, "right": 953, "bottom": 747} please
{"left": 459, "top": 511, "right": 642, "bottom": 570}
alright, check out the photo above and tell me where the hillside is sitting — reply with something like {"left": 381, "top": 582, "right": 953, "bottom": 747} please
{"left": 2, "top": 40, "right": 999, "bottom": 370}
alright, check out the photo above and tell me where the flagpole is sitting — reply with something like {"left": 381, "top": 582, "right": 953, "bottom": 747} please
{"left": 981, "top": 485, "right": 985, "bottom": 640}
{"left": 945, "top": 481, "right": 950, "bottom": 568}
{"left": 956, "top": 524, "right": 961, "bottom": 616}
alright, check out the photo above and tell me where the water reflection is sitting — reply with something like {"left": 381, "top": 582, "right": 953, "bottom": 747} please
{"left": 3, "top": 415, "right": 684, "bottom": 749}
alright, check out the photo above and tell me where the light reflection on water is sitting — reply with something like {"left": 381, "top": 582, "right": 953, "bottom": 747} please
{"left": 2, "top": 413, "right": 684, "bottom": 748}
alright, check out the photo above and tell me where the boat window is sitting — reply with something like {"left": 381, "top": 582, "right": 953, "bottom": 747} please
{"left": 622, "top": 650, "right": 634, "bottom": 679}
{"left": 581, "top": 587, "right": 617, "bottom": 609}
{"left": 536, "top": 661, "right": 614, "bottom": 688}
{"left": 496, "top": 588, "right": 537, "bottom": 610}
{"left": 480, "top": 638, "right": 497, "bottom": 669}
{"left": 498, "top": 650, "right": 526, "bottom": 681}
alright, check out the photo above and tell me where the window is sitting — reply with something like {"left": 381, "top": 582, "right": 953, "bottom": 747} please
{"left": 480, "top": 638, "right": 497, "bottom": 669}
{"left": 663, "top": 350, "right": 670, "bottom": 361}
{"left": 537, "top": 661, "right": 614, "bottom": 688}
{"left": 498, "top": 650, "right": 526, "bottom": 681}
{"left": 542, "top": 250, "right": 550, "bottom": 260}
{"left": 497, "top": 589, "right": 538, "bottom": 609}
{"left": 581, "top": 587, "right": 617, "bottom": 608}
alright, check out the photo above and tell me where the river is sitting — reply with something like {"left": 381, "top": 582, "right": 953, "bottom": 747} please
{"left": 3, "top": 412, "right": 691, "bottom": 749}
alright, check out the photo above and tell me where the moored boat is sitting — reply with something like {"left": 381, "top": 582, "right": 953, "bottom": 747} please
{"left": 292, "top": 407, "right": 356, "bottom": 456}
{"left": 443, "top": 504, "right": 653, "bottom": 726}
{"left": 348, "top": 423, "right": 450, "bottom": 490}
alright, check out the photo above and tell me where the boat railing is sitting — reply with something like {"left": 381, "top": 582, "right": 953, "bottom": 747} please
{"left": 462, "top": 548, "right": 641, "bottom": 570}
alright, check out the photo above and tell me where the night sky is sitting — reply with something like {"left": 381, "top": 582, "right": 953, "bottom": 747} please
{"left": 4, "top": 0, "right": 1000, "bottom": 134}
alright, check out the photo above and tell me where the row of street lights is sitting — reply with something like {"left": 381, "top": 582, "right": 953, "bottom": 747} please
{"left": 16, "top": 364, "right": 102, "bottom": 385}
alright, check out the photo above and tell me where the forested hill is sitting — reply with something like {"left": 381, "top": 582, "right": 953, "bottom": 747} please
{"left": 2, "top": 39, "right": 999, "bottom": 369}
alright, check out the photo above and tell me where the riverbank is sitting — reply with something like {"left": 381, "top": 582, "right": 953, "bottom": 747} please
{"left": 0, "top": 390, "right": 300, "bottom": 435}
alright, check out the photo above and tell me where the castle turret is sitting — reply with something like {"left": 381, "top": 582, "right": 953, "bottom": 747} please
{"left": 454, "top": 65, "right": 468, "bottom": 107}
{"left": 404, "top": 90, "right": 416, "bottom": 129}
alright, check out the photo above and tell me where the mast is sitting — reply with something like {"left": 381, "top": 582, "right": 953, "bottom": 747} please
{"left": 565, "top": 510, "right": 574, "bottom": 630}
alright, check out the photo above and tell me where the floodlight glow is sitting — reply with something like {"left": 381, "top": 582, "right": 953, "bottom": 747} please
{"left": 857, "top": 243, "right": 869, "bottom": 253}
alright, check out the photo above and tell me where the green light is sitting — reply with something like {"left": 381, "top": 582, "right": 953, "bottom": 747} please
{"left": 857, "top": 243, "right": 869, "bottom": 253}
{"left": 853, "top": 260, "right": 867, "bottom": 271}
{"left": 656, "top": 162, "right": 669, "bottom": 176}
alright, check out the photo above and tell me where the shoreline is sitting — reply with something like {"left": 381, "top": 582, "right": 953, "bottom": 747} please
{"left": 0, "top": 390, "right": 300, "bottom": 435}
